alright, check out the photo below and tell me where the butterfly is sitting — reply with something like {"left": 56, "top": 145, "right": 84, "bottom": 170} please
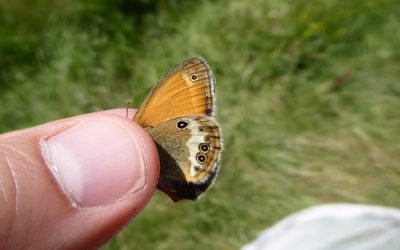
{"left": 133, "top": 57, "right": 222, "bottom": 202}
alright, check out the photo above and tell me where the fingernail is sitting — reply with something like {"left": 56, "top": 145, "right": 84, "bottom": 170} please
{"left": 41, "top": 117, "right": 146, "bottom": 207}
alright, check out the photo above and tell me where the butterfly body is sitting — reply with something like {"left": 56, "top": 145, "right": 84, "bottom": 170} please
{"left": 133, "top": 57, "right": 222, "bottom": 202}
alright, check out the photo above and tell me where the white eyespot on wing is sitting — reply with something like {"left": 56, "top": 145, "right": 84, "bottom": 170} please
{"left": 185, "top": 119, "right": 206, "bottom": 178}
{"left": 185, "top": 116, "right": 222, "bottom": 184}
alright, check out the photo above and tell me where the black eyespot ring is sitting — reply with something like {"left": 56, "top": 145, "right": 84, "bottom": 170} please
{"left": 191, "top": 74, "right": 197, "bottom": 81}
{"left": 176, "top": 120, "right": 189, "bottom": 129}
{"left": 194, "top": 166, "right": 201, "bottom": 172}
{"left": 197, "top": 153, "right": 206, "bottom": 163}
{"left": 205, "top": 136, "right": 211, "bottom": 142}
{"left": 199, "top": 143, "right": 209, "bottom": 153}
{"left": 199, "top": 127, "right": 204, "bottom": 133}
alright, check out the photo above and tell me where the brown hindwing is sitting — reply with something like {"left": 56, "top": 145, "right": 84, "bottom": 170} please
{"left": 145, "top": 116, "right": 222, "bottom": 201}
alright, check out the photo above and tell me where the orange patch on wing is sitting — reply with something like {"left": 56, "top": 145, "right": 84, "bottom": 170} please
{"left": 134, "top": 58, "right": 214, "bottom": 127}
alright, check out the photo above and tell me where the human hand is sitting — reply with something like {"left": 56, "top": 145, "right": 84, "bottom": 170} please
{"left": 0, "top": 109, "right": 159, "bottom": 249}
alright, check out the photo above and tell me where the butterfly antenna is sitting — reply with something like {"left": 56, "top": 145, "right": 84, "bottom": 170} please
{"left": 126, "top": 101, "right": 131, "bottom": 119}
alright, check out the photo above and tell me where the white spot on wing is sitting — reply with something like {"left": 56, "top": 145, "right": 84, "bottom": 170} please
{"left": 186, "top": 119, "right": 205, "bottom": 177}
{"left": 185, "top": 116, "right": 222, "bottom": 185}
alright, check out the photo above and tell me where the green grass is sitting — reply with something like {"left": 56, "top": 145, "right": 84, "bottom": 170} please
{"left": 1, "top": 0, "right": 400, "bottom": 249}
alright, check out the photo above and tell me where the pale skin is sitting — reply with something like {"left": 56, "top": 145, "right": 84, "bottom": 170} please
{"left": 0, "top": 109, "right": 160, "bottom": 249}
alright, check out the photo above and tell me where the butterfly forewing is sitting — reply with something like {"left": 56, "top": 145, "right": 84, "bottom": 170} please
{"left": 133, "top": 57, "right": 216, "bottom": 127}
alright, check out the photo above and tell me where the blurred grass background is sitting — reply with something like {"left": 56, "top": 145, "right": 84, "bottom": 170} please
{"left": 1, "top": 0, "right": 399, "bottom": 249}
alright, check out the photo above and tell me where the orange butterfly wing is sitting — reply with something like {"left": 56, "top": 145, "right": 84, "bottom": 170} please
{"left": 133, "top": 57, "right": 216, "bottom": 127}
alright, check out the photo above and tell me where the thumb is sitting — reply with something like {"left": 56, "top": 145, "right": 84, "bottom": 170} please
{"left": 0, "top": 109, "right": 159, "bottom": 249}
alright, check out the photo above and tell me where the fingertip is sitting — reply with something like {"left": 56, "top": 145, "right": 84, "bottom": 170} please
{"left": 0, "top": 111, "right": 160, "bottom": 248}
{"left": 129, "top": 121, "right": 160, "bottom": 205}
{"left": 42, "top": 114, "right": 159, "bottom": 208}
